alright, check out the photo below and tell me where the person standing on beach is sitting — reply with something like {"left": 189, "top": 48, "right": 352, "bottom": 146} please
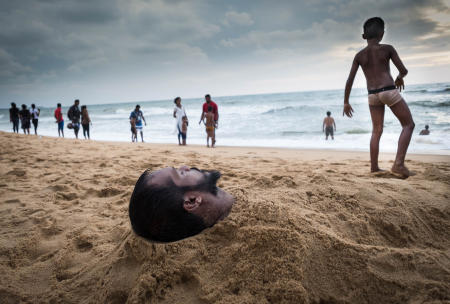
{"left": 30, "top": 104, "right": 40, "bottom": 135}
{"left": 81, "top": 105, "right": 92, "bottom": 139}
{"left": 19, "top": 104, "right": 31, "bottom": 135}
{"left": 203, "top": 106, "right": 216, "bottom": 147}
{"left": 129, "top": 105, "right": 147, "bottom": 142}
{"left": 54, "top": 103, "right": 64, "bottom": 137}
{"left": 173, "top": 97, "right": 188, "bottom": 145}
{"left": 343, "top": 17, "right": 415, "bottom": 177}
{"left": 68, "top": 99, "right": 81, "bottom": 139}
{"left": 323, "top": 111, "right": 336, "bottom": 140}
{"left": 9, "top": 103, "right": 20, "bottom": 133}
{"left": 199, "top": 94, "right": 219, "bottom": 128}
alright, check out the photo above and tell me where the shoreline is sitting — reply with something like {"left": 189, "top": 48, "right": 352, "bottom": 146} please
{"left": 2, "top": 131, "right": 449, "bottom": 160}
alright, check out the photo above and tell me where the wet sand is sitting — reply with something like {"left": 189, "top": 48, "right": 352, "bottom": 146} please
{"left": 0, "top": 131, "right": 449, "bottom": 303}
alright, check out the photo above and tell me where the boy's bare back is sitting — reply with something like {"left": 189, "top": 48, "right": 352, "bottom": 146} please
{"left": 355, "top": 44, "right": 406, "bottom": 90}
{"left": 323, "top": 116, "right": 335, "bottom": 127}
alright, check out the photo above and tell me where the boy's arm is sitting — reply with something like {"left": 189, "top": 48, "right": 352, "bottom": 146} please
{"left": 343, "top": 56, "right": 359, "bottom": 117}
{"left": 389, "top": 45, "right": 408, "bottom": 92}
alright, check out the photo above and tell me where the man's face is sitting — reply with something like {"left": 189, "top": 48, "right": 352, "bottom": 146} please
{"left": 148, "top": 166, "right": 235, "bottom": 226}
{"left": 75, "top": 101, "right": 79, "bottom": 106}
{"left": 136, "top": 107, "right": 140, "bottom": 112}
{"left": 205, "top": 96, "right": 211, "bottom": 102}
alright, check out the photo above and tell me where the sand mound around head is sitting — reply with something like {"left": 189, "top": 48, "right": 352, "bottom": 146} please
{"left": 0, "top": 133, "right": 449, "bottom": 304}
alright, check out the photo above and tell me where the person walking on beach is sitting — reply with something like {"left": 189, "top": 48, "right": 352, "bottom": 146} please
{"left": 343, "top": 17, "right": 415, "bottom": 177}
{"left": 68, "top": 99, "right": 81, "bottom": 139}
{"left": 323, "top": 111, "right": 336, "bottom": 140}
{"left": 129, "top": 105, "right": 147, "bottom": 142}
{"left": 81, "top": 105, "right": 92, "bottom": 139}
{"left": 130, "top": 116, "right": 137, "bottom": 142}
{"left": 419, "top": 125, "right": 430, "bottom": 135}
{"left": 203, "top": 106, "right": 216, "bottom": 147}
{"left": 30, "top": 104, "right": 40, "bottom": 135}
{"left": 173, "top": 97, "right": 188, "bottom": 145}
{"left": 9, "top": 103, "right": 20, "bottom": 133}
{"left": 54, "top": 103, "right": 64, "bottom": 137}
{"left": 181, "top": 116, "right": 188, "bottom": 145}
{"left": 19, "top": 104, "right": 31, "bottom": 135}
{"left": 199, "top": 94, "right": 219, "bottom": 127}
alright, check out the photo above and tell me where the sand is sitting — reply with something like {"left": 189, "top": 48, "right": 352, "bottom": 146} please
{"left": 0, "top": 131, "right": 449, "bottom": 304}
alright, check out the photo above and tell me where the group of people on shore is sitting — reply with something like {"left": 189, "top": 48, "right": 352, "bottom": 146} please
{"left": 9, "top": 99, "right": 92, "bottom": 139}
{"left": 169, "top": 94, "right": 219, "bottom": 147}
{"left": 9, "top": 103, "right": 40, "bottom": 135}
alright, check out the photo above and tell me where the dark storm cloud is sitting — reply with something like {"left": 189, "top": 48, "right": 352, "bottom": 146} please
{"left": 0, "top": 0, "right": 449, "bottom": 105}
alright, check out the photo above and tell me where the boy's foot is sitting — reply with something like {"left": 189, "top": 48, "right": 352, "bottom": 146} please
{"left": 391, "top": 164, "right": 411, "bottom": 178}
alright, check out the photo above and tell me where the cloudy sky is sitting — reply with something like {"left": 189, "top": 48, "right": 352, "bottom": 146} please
{"left": 1, "top": 0, "right": 449, "bottom": 107}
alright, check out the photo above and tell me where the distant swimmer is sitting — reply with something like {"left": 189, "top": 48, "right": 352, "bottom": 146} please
{"left": 67, "top": 99, "right": 81, "bottom": 139}
{"left": 130, "top": 105, "right": 147, "bottom": 142}
{"left": 344, "top": 17, "right": 415, "bottom": 177}
{"left": 54, "top": 103, "right": 64, "bottom": 137}
{"left": 203, "top": 106, "right": 216, "bottom": 147}
{"left": 9, "top": 103, "right": 19, "bottom": 133}
{"left": 19, "top": 104, "right": 31, "bottom": 135}
{"left": 30, "top": 104, "right": 40, "bottom": 135}
{"left": 419, "top": 125, "right": 430, "bottom": 135}
{"left": 129, "top": 166, "right": 235, "bottom": 242}
{"left": 323, "top": 111, "right": 336, "bottom": 140}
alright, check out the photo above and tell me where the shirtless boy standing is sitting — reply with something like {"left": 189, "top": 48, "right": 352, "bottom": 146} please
{"left": 203, "top": 106, "right": 216, "bottom": 148}
{"left": 323, "top": 111, "right": 336, "bottom": 140}
{"left": 343, "top": 17, "right": 415, "bottom": 177}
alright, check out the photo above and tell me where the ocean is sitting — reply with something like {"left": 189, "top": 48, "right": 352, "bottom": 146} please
{"left": 1, "top": 82, "right": 449, "bottom": 153}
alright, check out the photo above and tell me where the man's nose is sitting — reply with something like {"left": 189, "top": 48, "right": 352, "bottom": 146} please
{"left": 179, "top": 165, "right": 190, "bottom": 172}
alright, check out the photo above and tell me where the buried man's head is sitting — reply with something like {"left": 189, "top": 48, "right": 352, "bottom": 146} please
{"left": 129, "top": 166, "right": 235, "bottom": 242}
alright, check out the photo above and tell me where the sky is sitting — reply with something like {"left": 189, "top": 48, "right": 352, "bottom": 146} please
{"left": 1, "top": 0, "right": 449, "bottom": 107}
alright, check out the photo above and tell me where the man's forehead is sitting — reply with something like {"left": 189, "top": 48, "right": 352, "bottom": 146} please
{"left": 146, "top": 168, "right": 173, "bottom": 186}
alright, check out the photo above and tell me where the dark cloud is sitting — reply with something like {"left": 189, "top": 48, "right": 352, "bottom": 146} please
{"left": 0, "top": 0, "right": 449, "bottom": 106}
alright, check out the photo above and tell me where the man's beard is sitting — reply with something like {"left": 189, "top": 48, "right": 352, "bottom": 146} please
{"left": 185, "top": 168, "right": 221, "bottom": 195}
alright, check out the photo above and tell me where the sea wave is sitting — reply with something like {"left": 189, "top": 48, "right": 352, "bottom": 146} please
{"left": 409, "top": 100, "right": 450, "bottom": 107}
{"left": 345, "top": 129, "right": 370, "bottom": 134}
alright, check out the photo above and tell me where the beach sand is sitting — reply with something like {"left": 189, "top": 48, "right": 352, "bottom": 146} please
{"left": 0, "top": 131, "right": 449, "bottom": 303}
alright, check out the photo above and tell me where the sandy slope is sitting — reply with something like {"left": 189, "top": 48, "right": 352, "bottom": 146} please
{"left": 0, "top": 132, "right": 449, "bottom": 304}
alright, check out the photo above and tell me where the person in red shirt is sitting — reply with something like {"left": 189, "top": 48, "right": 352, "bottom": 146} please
{"left": 199, "top": 94, "right": 219, "bottom": 126}
{"left": 54, "top": 103, "right": 64, "bottom": 137}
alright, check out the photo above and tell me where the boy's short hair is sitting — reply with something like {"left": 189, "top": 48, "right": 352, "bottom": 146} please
{"left": 207, "top": 106, "right": 213, "bottom": 112}
{"left": 327, "top": 111, "right": 331, "bottom": 116}
{"left": 31, "top": 104, "right": 35, "bottom": 108}
{"left": 205, "top": 94, "right": 211, "bottom": 98}
{"left": 363, "top": 17, "right": 384, "bottom": 40}
{"left": 57, "top": 103, "right": 61, "bottom": 107}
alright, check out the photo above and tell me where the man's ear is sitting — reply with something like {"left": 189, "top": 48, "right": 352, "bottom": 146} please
{"left": 183, "top": 193, "right": 203, "bottom": 212}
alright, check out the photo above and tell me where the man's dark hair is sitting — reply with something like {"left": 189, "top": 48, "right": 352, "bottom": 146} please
{"left": 57, "top": 103, "right": 61, "bottom": 107}
{"left": 363, "top": 17, "right": 384, "bottom": 39}
{"left": 205, "top": 94, "right": 211, "bottom": 99}
{"left": 31, "top": 104, "right": 35, "bottom": 108}
{"left": 11, "top": 102, "right": 16, "bottom": 108}
{"left": 21, "top": 104, "right": 26, "bottom": 109}
{"left": 129, "top": 170, "right": 220, "bottom": 242}
{"left": 327, "top": 111, "right": 331, "bottom": 116}
{"left": 136, "top": 104, "right": 140, "bottom": 109}
{"left": 425, "top": 125, "right": 429, "bottom": 129}
{"left": 174, "top": 97, "right": 181, "bottom": 104}
{"left": 75, "top": 99, "right": 80, "bottom": 104}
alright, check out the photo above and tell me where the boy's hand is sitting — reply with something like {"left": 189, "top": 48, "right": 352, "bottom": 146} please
{"left": 343, "top": 104, "right": 354, "bottom": 118}
{"left": 395, "top": 77, "right": 405, "bottom": 92}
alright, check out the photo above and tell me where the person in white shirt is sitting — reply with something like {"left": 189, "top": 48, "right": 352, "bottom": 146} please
{"left": 173, "top": 97, "right": 188, "bottom": 145}
{"left": 30, "top": 104, "right": 40, "bottom": 135}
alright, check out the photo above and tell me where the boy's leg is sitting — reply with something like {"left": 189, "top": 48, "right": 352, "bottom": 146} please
{"left": 369, "top": 105, "right": 385, "bottom": 172}
{"left": 212, "top": 130, "right": 215, "bottom": 147}
{"left": 141, "top": 131, "right": 144, "bottom": 142}
{"left": 389, "top": 100, "right": 415, "bottom": 176}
